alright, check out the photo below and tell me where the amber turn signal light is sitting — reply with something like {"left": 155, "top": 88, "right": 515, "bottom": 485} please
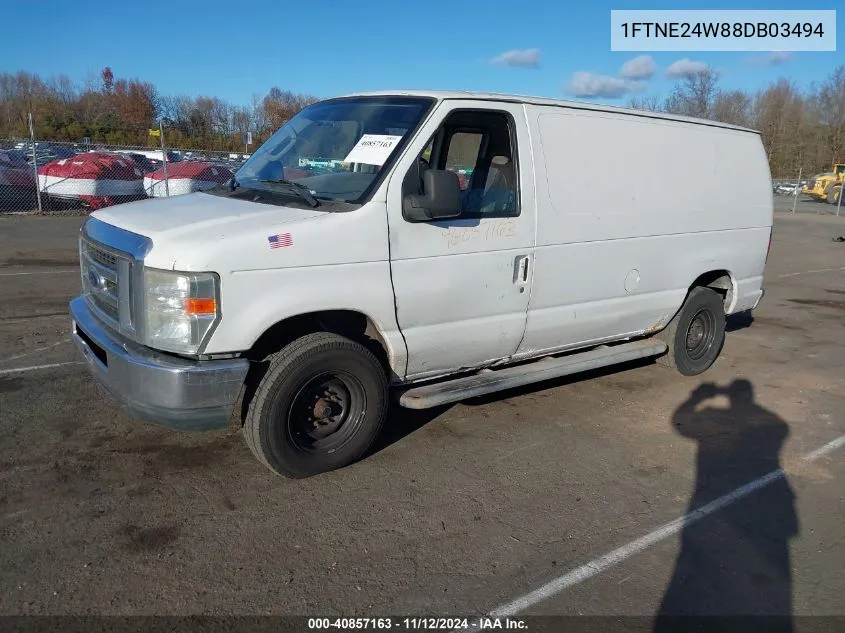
{"left": 184, "top": 298, "right": 217, "bottom": 315}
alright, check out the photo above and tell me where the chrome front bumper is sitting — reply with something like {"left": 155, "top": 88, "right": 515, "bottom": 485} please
{"left": 70, "top": 295, "right": 250, "bottom": 431}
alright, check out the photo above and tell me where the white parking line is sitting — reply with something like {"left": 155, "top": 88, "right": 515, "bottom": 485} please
{"left": 2, "top": 314, "right": 68, "bottom": 324}
{"left": 462, "top": 433, "right": 845, "bottom": 624}
{"left": 803, "top": 435, "right": 845, "bottom": 462}
{"left": 0, "top": 361, "right": 82, "bottom": 377}
{"left": 0, "top": 338, "right": 71, "bottom": 364}
{"left": 0, "top": 270, "right": 77, "bottom": 277}
{"left": 778, "top": 266, "right": 845, "bottom": 278}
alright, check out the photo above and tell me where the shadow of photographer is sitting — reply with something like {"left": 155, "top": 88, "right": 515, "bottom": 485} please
{"left": 654, "top": 379, "right": 799, "bottom": 633}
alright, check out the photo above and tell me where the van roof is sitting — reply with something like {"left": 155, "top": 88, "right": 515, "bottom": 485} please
{"left": 334, "top": 90, "right": 760, "bottom": 135}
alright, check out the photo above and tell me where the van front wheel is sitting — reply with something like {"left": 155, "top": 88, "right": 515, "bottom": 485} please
{"left": 657, "top": 286, "right": 726, "bottom": 376}
{"left": 243, "top": 332, "right": 388, "bottom": 478}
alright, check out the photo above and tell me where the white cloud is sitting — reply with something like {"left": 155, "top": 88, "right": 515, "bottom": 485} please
{"left": 665, "top": 58, "right": 709, "bottom": 78}
{"left": 619, "top": 55, "right": 656, "bottom": 80}
{"left": 565, "top": 72, "right": 645, "bottom": 99}
{"left": 491, "top": 48, "right": 540, "bottom": 68}
{"left": 746, "top": 51, "right": 793, "bottom": 66}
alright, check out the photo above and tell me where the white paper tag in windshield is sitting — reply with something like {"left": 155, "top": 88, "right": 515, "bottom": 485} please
{"left": 343, "top": 134, "right": 402, "bottom": 166}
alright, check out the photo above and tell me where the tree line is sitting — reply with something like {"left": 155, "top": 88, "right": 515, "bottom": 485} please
{"left": 0, "top": 67, "right": 317, "bottom": 152}
{"left": 2, "top": 65, "right": 844, "bottom": 177}
{"left": 628, "top": 64, "right": 845, "bottom": 178}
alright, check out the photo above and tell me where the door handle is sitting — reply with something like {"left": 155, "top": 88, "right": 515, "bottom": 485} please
{"left": 514, "top": 255, "right": 530, "bottom": 285}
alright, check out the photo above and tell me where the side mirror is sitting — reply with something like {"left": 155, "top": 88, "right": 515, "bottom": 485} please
{"left": 403, "top": 169, "right": 462, "bottom": 222}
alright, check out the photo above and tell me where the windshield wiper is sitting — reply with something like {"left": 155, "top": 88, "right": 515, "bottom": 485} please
{"left": 259, "top": 179, "right": 320, "bottom": 207}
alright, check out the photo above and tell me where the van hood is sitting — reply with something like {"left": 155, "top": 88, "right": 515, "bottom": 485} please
{"left": 90, "top": 191, "right": 387, "bottom": 272}
{"left": 92, "top": 191, "right": 323, "bottom": 240}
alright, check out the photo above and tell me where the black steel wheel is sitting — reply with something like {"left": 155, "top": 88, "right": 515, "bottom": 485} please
{"left": 684, "top": 308, "right": 717, "bottom": 362}
{"left": 657, "top": 286, "right": 726, "bottom": 376}
{"left": 287, "top": 371, "right": 368, "bottom": 454}
{"left": 243, "top": 332, "right": 388, "bottom": 478}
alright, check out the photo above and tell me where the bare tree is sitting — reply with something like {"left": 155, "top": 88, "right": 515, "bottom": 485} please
{"left": 232, "top": 106, "right": 251, "bottom": 136}
{"left": 664, "top": 68, "right": 720, "bottom": 119}
{"left": 211, "top": 97, "right": 233, "bottom": 138}
{"left": 814, "top": 65, "right": 845, "bottom": 167}
{"left": 250, "top": 93, "right": 268, "bottom": 138}
{"left": 753, "top": 80, "right": 806, "bottom": 176}
{"left": 627, "top": 95, "right": 663, "bottom": 112}
{"left": 712, "top": 90, "right": 752, "bottom": 127}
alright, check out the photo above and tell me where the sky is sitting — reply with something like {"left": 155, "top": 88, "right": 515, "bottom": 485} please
{"left": 2, "top": 0, "right": 842, "bottom": 106}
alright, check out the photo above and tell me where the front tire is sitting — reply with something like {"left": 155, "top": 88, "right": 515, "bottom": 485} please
{"left": 827, "top": 185, "right": 842, "bottom": 205}
{"left": 243, "top": 332, "right": 388, "bottom": 478}
{"left": 657, "top": 286, "right": 726, "bottom": 376}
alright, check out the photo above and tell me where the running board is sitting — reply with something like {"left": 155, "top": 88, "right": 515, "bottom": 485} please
{"left": 398, "top": 339, "right": 668, "bottom": 409}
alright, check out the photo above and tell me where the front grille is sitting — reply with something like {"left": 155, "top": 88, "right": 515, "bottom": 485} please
{"left": 90, "top": 291, "right": 119, "bottom": 321}
{"left": 87, "top": 244, "right": 118, "bottom": 269}
{"left": 80, "top": 238, "right": 126, "bottom": 330}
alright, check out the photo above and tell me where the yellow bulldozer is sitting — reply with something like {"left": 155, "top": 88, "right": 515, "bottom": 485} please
{"left": 802, "top": 163, "right": 845, "bottom": 204}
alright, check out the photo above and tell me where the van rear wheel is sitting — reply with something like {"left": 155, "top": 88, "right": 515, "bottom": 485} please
{"left": 657, "top": 287, "right": 726, "bottom": 376}
{"left": 243, "top": 332, "right": 388, "bottom": 478}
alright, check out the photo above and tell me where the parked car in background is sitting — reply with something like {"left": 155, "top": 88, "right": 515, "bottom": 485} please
{"left": 120, "top": 149, "right": 182, "bottom": 164}
{"left": 0, "top": 149, "right": 37, "bottom": 211}
{"left": 143, "top": 161, "right": 233, "bottom": 197}
{"left": 114, "top": 151, "right": 157, "bottom": 174}
{"left": 14, "top": 142, "right": 78, "bottom": 167}
{"left": 39, "top": 151, "right": 145, "bottom": 210}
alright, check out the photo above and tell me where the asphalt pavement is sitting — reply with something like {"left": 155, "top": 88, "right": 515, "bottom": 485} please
{"left": 0, "top": 211, "right": 843, "bottom": 624}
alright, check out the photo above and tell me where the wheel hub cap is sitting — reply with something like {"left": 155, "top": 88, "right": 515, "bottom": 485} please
{"left": 287, "top": 372, "right": 367, "bottom": 454}
{"left": 684, "top": 309, "right": 716, "bottom": 361}
{"left": 312, "top": 398, "right": 334, "bottom": 422}
{"left": 686, "top": 318, "right": 705, "bottom": 349}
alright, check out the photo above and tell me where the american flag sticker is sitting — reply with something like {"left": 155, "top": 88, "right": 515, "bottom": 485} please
{"left": 268, "top": 233, "right": 293, "bottom": 249}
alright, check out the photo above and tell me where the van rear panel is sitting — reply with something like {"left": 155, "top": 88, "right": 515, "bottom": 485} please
{"left": 515, "top": 105, "right": 770, "bottom": 358}
{"left": 530, "top": 106, "right": 772, "bottom": 244}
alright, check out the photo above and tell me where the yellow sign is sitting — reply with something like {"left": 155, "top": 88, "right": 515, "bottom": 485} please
{"left": 148, "top": 129, "right": 160, "bottom": 137}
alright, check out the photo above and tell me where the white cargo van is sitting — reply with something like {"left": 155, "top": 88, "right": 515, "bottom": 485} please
{"left": 70, "top": 91, "right": 772, "bottom": 478}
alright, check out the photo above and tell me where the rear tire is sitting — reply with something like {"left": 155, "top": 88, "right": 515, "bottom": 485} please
{"left": 243, "top": 332, "right": 388, "bottom": 478}
{"left": 657, "top": 287, "right": 726, "bottom": 376}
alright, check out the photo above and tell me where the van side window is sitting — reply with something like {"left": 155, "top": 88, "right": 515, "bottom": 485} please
{"left": 404, "top": 110, "right": 519, "bottom": 219}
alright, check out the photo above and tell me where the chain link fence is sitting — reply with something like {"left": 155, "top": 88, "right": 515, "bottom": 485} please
{"left": 1, "top": 138, "right": 249, "bottom": 214}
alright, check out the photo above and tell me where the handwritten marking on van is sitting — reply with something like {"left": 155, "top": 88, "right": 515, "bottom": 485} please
{"left": 442, "top": 220, "right": 517, "bottom": 248}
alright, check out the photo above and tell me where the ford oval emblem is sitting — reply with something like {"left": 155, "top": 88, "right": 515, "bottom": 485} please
{"left": 88, "top": 268, "right": 103, "bottom": 289}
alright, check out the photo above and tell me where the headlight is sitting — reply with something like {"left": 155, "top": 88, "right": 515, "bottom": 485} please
{"left": 143, "top": 268, "right": 219, "bottom": 354}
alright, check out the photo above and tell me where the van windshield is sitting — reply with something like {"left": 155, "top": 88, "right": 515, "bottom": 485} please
{"left": 234, "top": 96, "right": 434, "bottom": 203}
